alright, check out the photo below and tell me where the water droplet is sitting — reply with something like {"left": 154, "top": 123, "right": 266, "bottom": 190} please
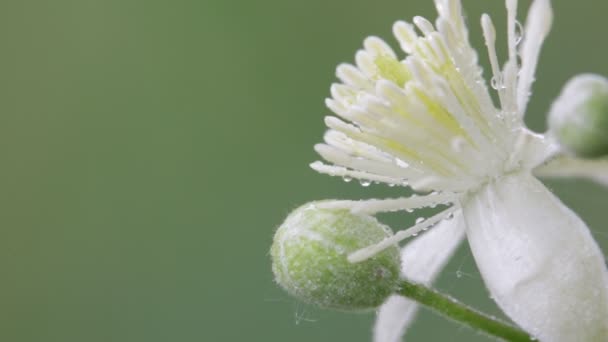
{"left": 411, "top": 232, "right": 418, "bottom": 237}
{"left": 415, "top": 217, "right": 425, "bottom": 224}
{"left": 405, "top": 208, "right": 414, "bottom": 213}
{"left": 394, "top": 158, "right": 409, "bottom": 168}
{"left": 388, "top": 183, "right": 396, "bottom": 187}
{"left": 359, "top": 179, "right": 371, "bottom": 187}
{"left": 451, "top": 136, "right": 466, "bottom": 153}
{"left": 514, "top": 20, "right": 524, "bottom": 45}
{"left": 342, "top": 176, "right": 353, "bottom": 183}
{"left": 456, "top": 270, "right": 463, "bottom": 278}
{"left": 491, "top": 75, "right": 503, "bottom": 90}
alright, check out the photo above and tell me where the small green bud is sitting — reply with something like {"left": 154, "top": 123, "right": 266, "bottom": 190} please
{"left": 548, "top": 74, "right": 608, "bottom": 158}
{"left": 270, "top": 202, "right": 401, "bottom": 311}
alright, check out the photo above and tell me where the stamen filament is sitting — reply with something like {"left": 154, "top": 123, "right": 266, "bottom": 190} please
{"left": 316, "top": 193, "right": 457, "bottom": 214}
{"left": 310, "top": 161, "right": 405, "bottom": 185}
{"left": 481, "top": 14, "right": 507, "bottom": 107}
{"left": 348, "top": 206, "right": 458, "bottom": 263}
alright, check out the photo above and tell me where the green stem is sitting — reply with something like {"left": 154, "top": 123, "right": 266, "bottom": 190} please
{"left": 397, "top": 280, "right": 532, "bottom": 341}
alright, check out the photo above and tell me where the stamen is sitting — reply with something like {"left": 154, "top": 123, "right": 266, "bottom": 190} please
{"left": 503, "top": 0, "right": 521, "bottom": 114}
{"left": 336, "top": 63, "right": 372, "bottom": 90}
{"left": 363, "top": 36, "right": 397, "bottom": 59}
{"left": 324, "top": 130, "right": 395, "bottom": 164}
{"left": 481, "top": 14, "right": 507, "bottom": 107}
{"left": 410, "top": 175, "right": 474, "bottom": 192}
{"left": 325, "top": 98, "right": 349, "bottom": 118}
{"left": 517, "top": 0, "right": 553, "bottom": 115}
{"left": 355, "top": 50, "right": 378, "bottom": 79}
{"left": 316, "top": 193, "right": 458, "bottom": 214}
{"left": 393, "top": 21, "right": 418, "bottom": 54}
{"left": 310, "top": 161, "right": 404, "bottom": 185}
{"left": 330, "top": 83, "right": 356, "bottom": 106}
{"left": 314, "top": 144, "right": 415, "bottom": 178}
{"left": 506, "top": 0, "right": 519, "bottom": 63}
{"left": 348, "top": 206, "right": 459, "bottom": 263}
{"left": 413, "top": 16, "right": 435, "bottom": 36}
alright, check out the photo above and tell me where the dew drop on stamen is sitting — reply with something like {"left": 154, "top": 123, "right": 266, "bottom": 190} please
{"left": 491, "top": 75, "right": 502, "bottom": 90}
{"left": 514, "top": 20, "right": 524, "bottom": 45}
{"left": 394, "top": 158, "right": 409, "bottom": 169}
{"left": 451, "top": 136, "right": 466, "bottom": 153}
{"left": 359, "top": 179, "right": 371, "bottom": 187}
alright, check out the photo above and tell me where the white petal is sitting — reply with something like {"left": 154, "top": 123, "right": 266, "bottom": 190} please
{"left": 463, "top": 172, "right": 608, "bottom": 341}
{"left": 374, "top": 212, "right": 466, "bottom": 342}
{"left": 534, "top": 155, "right": 608, "bottom": 187}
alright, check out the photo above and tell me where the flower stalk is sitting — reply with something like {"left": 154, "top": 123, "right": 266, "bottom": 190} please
{"left": 397, "top": 279, "right": 532, "bottom": 342}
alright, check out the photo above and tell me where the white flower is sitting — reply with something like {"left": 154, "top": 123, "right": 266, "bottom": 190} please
{"left": 311, "top": 0, "right": 608, "bottom": 340}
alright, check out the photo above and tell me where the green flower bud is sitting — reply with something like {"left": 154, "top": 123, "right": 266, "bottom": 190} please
{"left": 270, "top": 202, "right": 401, "bottom": 311}
{"left": 548, "top": 74, "right": 608, "bottom": 158}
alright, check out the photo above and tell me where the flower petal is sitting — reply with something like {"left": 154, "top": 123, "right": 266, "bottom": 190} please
{"left": 374, "top": 212, "right": 466, "bottom": 342}
{"left": 463, "top": 172, "right": 608, "bottom": 341}
{"left": 534, "top": 155, "right": 608, "bottom": 187}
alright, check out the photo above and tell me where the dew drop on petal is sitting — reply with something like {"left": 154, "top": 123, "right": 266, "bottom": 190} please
{"left": 342, "top": 176, "right": 353, "bottom": 183}
{"left": 415, "top": 217, "right": 425, "bottom": 224}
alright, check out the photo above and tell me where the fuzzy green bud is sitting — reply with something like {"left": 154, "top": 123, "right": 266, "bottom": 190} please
{"left": 270, "top": 202, "right": 401, "bottom": 311}
{"left": 548, "top": 74, "right": 608, "bottom": 158}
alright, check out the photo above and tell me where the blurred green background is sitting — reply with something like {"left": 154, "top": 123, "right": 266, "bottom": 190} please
{"left": 1, "top": 0, "right": 606, "bottom": 341}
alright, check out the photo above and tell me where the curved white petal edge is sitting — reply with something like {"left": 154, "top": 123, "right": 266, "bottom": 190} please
{"left": 463, "top": 172, "right": 608, "bottom": 341}
{"left": 535, "top": 155, "right": 608, "bottom": 187}
{"left": 374, "top": 212, "right": 466, "bottom": 342}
